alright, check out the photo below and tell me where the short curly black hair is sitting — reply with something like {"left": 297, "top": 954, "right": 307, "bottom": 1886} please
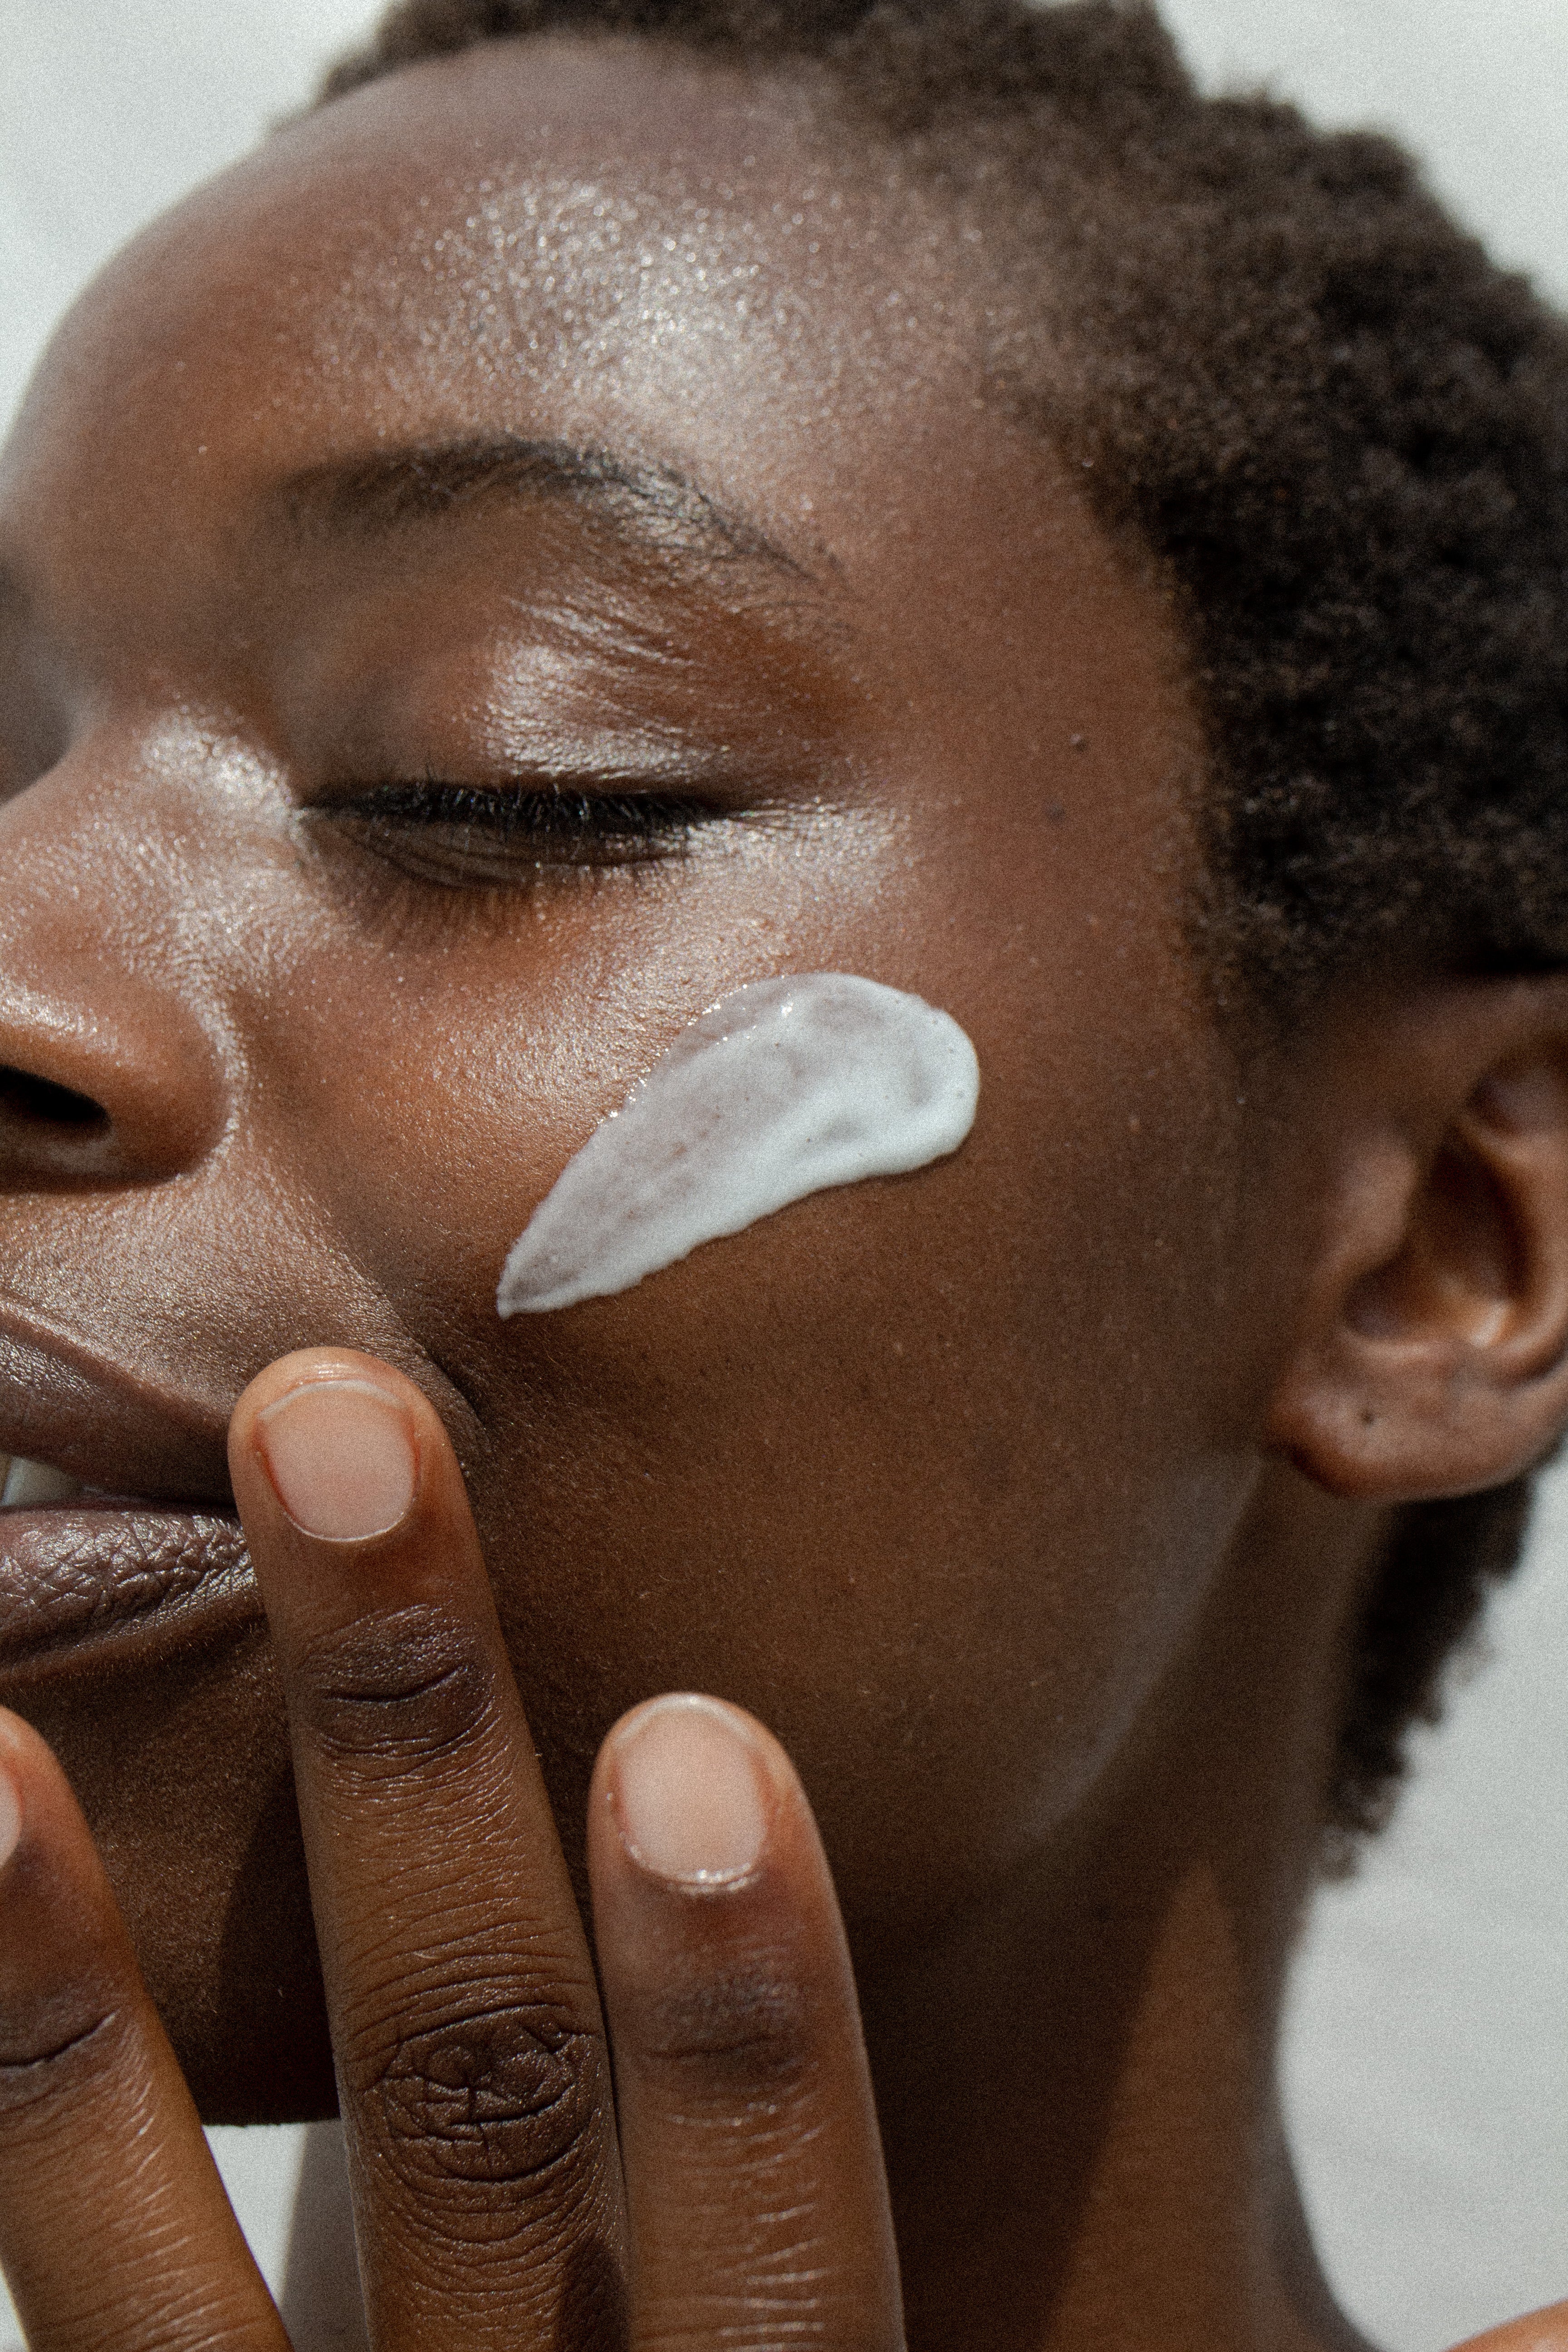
{"left": 318, "top": 0, "right": 1568, "bottom": 1852}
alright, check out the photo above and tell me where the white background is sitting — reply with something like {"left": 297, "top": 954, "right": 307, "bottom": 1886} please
{"left": 2, "top": 4, "right": 1567, "bottom": 2347}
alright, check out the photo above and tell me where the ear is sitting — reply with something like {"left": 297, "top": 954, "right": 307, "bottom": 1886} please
{"left": 1269, "top": 991, "right": 1568, "bottom": 1501}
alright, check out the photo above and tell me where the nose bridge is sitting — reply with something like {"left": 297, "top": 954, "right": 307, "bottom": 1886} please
{"left": 0, "top": 730, "right": 239, "bottom": 1184}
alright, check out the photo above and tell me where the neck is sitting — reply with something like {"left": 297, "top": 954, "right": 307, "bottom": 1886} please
{"left": 857, "top": 1471, "right": 1384, "bottom": 2352}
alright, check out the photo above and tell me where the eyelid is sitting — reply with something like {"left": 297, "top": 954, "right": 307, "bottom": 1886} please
{"left": 315, "top": 777, "right": 725, "bottom": 833}
{"left": 303, "top": 753, "right": 749, "bottom": 806}
{"left": 299, "top": 775, "right": 734, "bottom": 892}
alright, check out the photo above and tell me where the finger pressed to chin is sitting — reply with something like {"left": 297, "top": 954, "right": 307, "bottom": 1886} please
{"left": 229, "top": 1348, "right": 627, "bottom": 2352}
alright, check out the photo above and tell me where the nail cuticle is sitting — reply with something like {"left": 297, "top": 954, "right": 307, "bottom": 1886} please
{"left": 256, "top": 1378, "right": 419, "bottom": 1544}
{"left": 610, "top": 1694, "right": 773, "bottom": 1888}
{"left": 615, "top": 1808, "right": 766, "bottom": 1892}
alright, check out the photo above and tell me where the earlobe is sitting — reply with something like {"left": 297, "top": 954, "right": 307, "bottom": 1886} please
{"left": 1268, "top": 1044, "right": 1568, "bottom": 1502}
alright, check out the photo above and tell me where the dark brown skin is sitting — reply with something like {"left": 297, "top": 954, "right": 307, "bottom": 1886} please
{"left": 0, "top": 31, "right": 1564, "bottom": 2352}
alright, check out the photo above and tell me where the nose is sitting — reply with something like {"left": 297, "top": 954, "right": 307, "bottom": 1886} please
{"left": 0, "top": 761, "right": 230, "bottom": 1191}
{"left": 0, "top": 977, "right": 224, "bottom": 1189}
{"left": 0, "top": 1061, "right": 113, "bottom": 1182}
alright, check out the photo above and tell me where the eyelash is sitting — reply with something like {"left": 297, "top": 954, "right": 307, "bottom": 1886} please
{"left": 317, "top": 779, "right": 717, "bottom": 890}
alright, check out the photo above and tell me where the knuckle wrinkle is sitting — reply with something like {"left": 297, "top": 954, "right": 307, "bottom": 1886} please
{"left": 359, "top": 2001, "right": 606, "bottom": 2195}
{"left": 0, "top": 1997, "right": 122, "bottom": 2119}
{"left": 293, "top": 1602, "right": 496, "bottom": 1767}
{"left": 638, "top": 1966, "right": 812, "bottom": 2087}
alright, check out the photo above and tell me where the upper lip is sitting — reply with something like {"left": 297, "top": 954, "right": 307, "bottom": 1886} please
{"left": 0, "top": 1295, "right": 233, "bottom": 1504}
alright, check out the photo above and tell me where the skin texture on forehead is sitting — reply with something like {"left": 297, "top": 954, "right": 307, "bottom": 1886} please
{"left": 17, "top": 39, "right": 1000, "bottom": 560}
{"left": 303, "top": 69, "right": 985, "bottom": 431}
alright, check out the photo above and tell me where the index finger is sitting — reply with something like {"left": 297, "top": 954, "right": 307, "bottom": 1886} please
{"left": 228, "top": 1350, "right": 626, "bottom": 2352}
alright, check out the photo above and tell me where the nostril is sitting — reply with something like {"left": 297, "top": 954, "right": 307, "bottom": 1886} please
{"left": 0, "top": 1068, "right": 110, "bottom": 1132}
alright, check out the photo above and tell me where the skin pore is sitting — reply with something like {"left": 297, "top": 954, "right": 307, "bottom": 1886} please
{"left": 2, "top": 30, "right": 1568, "bottom": 2352}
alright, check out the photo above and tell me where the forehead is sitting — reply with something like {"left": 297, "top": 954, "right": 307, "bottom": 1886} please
{"left": 5, "top": 38, "right": 1001, "bottom": 553}
{"left": 0, "top": 30, "right": 1197, "bottom": 897}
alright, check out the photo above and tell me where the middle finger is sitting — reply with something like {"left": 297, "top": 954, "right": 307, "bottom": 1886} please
{"left": 229, "top": 1349, "right": 625, "bottom": 2352}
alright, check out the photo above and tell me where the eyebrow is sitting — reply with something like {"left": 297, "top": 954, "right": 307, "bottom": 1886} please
{"left": 273, "top": 435, "right": 813, "bottom": 583}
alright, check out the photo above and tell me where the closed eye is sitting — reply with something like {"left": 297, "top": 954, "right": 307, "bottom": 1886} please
{"left": 309, "top": 779, "right": 720, "bottom": 889}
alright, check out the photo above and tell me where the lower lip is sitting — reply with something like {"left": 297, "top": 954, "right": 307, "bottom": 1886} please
{"left": 0, "top": 1504, "right": 259, "bottom": 1682}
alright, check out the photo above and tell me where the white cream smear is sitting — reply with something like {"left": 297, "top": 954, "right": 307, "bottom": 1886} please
{"left": 497, "top": 974, "right": 979, "bottom": 1316}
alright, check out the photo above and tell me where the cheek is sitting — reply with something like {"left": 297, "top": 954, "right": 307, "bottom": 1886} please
{"left": 245, "top": 819, "right": 1254, "bottom": 1936}
{"left": 506, "top": 1029, "right": 1248, "bottom": 1936}
{"left": 247, "top": 810, "right": 899, "bottom": 1308}
{"left": 462, "top": 1041, "right": 1253, "bottom": 1944}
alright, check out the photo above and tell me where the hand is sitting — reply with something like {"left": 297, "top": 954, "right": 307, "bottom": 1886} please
{"left": 0, "top": 1348, "right": 904, "bottom": 2351}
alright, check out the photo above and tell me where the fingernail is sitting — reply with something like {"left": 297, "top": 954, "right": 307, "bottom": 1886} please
{"left": 257, "top": 1379, "right": 417, "bottom": 1542}
{"left": 0, "top": 1768, "right": 22, "bottom": 1871}
{"left": 612, "top": 1695, "right": 770, "bottom": 1886}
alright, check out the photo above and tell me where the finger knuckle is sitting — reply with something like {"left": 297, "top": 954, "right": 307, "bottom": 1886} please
{"left": 0, "top": 1983, "right": 126, "bottom": 2124}
{"left": 634, "top": 1956, "right": 814, "bottom": 2102}
{"left": 291, "top": 1602, "right": 497, "bottom": 1771}
{"left": 353, "top": 1999, "right": 607, "bottom": 2207}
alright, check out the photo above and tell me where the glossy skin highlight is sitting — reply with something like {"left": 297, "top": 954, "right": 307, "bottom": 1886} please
{"left": 1, "top": 32, "right": 1567, "bottom": 2352}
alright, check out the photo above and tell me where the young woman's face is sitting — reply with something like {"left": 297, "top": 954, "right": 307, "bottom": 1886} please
{"left": 0, "top": 37, "right": 1279, "bottom": 2114}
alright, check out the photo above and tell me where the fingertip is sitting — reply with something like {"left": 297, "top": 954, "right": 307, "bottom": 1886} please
{"left": 256, "top": 1379, "right": 419, "bottom": 1542}
{"left": 591, "top": 1693, "right": 823, "bottom": 1904}
{"left": 229, "top": 1351, "right": 458, "bottom": 1550}
{"left": 0, "top": 1708, "right": 74, "bottom": 1870}
{"left": 0, "top": 1752, "right": 21, "bottom": 1873}
{"left": 0, "top": 1711, "right": 127, "bottom": 1966}
{"left": 605, "top": 1694, "right": 776, "bottom": 1887}
{"left": 230, "top": 1346, "right": 426, "bottom": 1455}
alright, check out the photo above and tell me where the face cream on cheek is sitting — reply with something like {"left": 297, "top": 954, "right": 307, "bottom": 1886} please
{"left": 497, "top": 973, "right": 980, "bottom": 1316}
